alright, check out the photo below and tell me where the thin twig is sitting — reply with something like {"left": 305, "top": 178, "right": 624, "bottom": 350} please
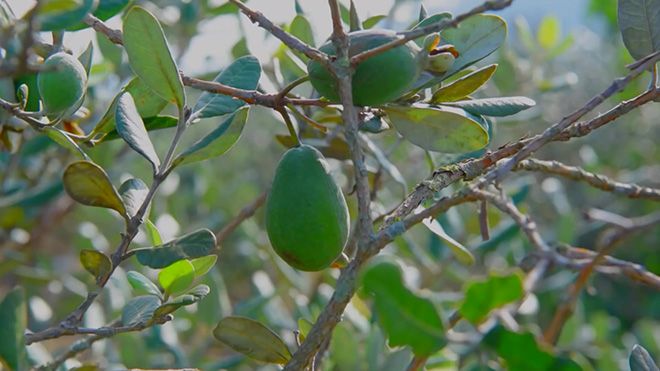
{"left": 350, "top": 0, "right": 513, "bottom": 65}
{"left": 26, "top": 105, "right": 192, "bottom": 344}
{"left": 536, "top": 245, "right": 660, "bottom": 290}
{"left": 215, "top": 191, "right": 268, "bottom": 244}
{"left": 475, "top": 53, "right": 660, "bottom": 187}
{"left": 543, "top": 211, "right": 660, "bottom": 344}
{"left": 35, "top": 316, "right": 172, "bottom": 370}
{"left": 227, "top": 0, "right": 328, "bottom": 64}
{"left": 83, "top": 14, "right": 327, "bottom": 110}
{"left": 514, "top": 158, "right": 660, "bottom": 201}
{"left": 383, "top": 87, "right": 659, "bottom": 227}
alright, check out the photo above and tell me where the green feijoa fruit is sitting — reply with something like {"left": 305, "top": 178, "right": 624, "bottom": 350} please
{"left": 37, "top": 52, "right": 87, "bottom": 114}
{"left": 266, "top": 145, "right": 350, "bottom": 271}
{"left": 307, "top": 29, "right": 422, "bottom": 107}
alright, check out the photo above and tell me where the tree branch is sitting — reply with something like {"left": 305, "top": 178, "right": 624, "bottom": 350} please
{"left": 543, "top": 211, "right": 660, "bottom": 344}
{"left": 383, "top": 86, "right": 659, "bottom": 228}
{"left": 215, "top": 191, "right": 268, "bottom": 244}
{"left": 34, "top": 316, "right": 172, "bottom": 371}
{"left": 350, "top": 0, "right": 513, "bottom": 65}
{"left": 514, "top": 158, "right": 660, "bottom": 201}
{"left": 226, "top": 0, "right": 328, "bottom": 64}
{"left": 475, "top": 53, "right": 660, "bottom": 187}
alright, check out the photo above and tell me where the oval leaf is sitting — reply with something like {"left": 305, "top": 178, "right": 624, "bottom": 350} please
{"left": 630, "top": 344, "right": 660, "bottom": 371}
{"left": 118, "top": 178, "right": 149, "bottom": 218}
{"left": 158, "top": 260, "right": 195, "bottom": 297}
{"left": 192, "top": 56, "right": 261, "bottom": 118}
{"left": 419, "top": 211, "right": 474, "bottom": 265}
{"left": 213, "top": 316, "right": 292, "bottom": 364}
{"left": 173, "top": 107, "right": 249, "bottom": 166}
{"left": 153, "top": 284, "right": 210, "bottom": 317}
{"left": 618, "top": 0, "right": 660, "bottom": 60}
{"left": 121, "top": 295, "right": 160, "bottom": 326}
{"left": 123, "top": 6, "right": 185, "bottom": 108}
{"left": 459, "top": 272, "right": 524, "bottom": 324}
{"left": 80, "top": 249, "right": 112, "bottom": 284}
{"left": 191, "top": 255, "right": 218, "bottom": 278}
{"left": 440, "top": 14, "right": 507, "bottom": 77}
{"left": 36, "top": 0, "right": 96, "bottom": 31}
{"left": 361, "top": 258, "right": 446, "bottom": 357}
{"left": 484, "top": 325, "right": 582, "bottom": 371}
{"left": 384, "top": 104, "right": 488, "bottom": 153}
{"left": 444, "top": 96, "right": 536, "bottom": 117}
{"left": 430, "top": 64, "right": 497, "bottom": 103}
{"left": 91, "top": 77, "right": 169, "bottom": 139}
{"left": 127, "top": 271, "right": 162, "bottom": 298}
{"left": 134, "top": 228, "right": 217, "bottom": 269}
{"left": 0, "top": 288, "right": 27, "bottom": 371}
{"left": 63, "top": 161, "right": 127, "bottom": 217}
{"left": 116, "top": 93, "right": 161, "bottom": 172}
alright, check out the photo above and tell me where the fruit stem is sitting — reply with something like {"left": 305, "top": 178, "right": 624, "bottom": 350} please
{"left": 277, "top": 107, "right": 302, "bottom": 146}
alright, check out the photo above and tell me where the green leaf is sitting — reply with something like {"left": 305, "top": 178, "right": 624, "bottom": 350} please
{"left": 361, "top": 258, "right": 446, "bottom": 356}
{"left": 617, "top": 0, "right": 660, "bottom": 60}
{"left": 430, "top": 64, "right": 497, "bottom": 103}
{"left": 126, "top": 271, "right": 162, "bottom": 298}
{"left": 173, "top": 107, "right": 248, "bottom": 166}
{"left": 135, "top": 228, "right": 217, "bottom": 269}
{"left": 153, "top": 284, "right": 210, "bottom": 317}
{"left": 118, "top": 178, "right": 149, "bottom": 218}
{"left": 289, "top": 15, "right": 315, "bottom": 51}
{"left": 62, "top": 161, "right": 127, "bottom": 218}
{"left": 191, "top": 255, "right": 217, "bottom": 278}
{"left": 630, "top": 344, "right": 660, "bottom": 371}
{"left": 213, "top": 316, "right": 292, "bottom": 364}
{"left": 90, "top": 77, "right": 168, "bottom": 139}
{"left": 0, "top": 288, "right": 27, "bottom": 371}
{"left": 444, "top": 96, "right": 536, "bottom": 117}
{"left": 192, "top": 56, "right": 261, "bottom": 118}
{"left": 383, "top": 104, "right": 488, "bottom": 153}
{"left": 349, "top": 0, "right": 362, "bottom": 32}
{"left": 103, "top": 116, "right": 178, "bottom": 141}
{"left": 44, "top": 127, "right": 88, "bottom": 159}
{"left": 115, "top": 92, "right": 161, "bottom": 173}
{"left": 411, "top": 12, "right": 452, "bottom": 31}
{"left": 537, "top": 15, "right": 561, "bottom": 50}
{"left": 121, "top": 295, "right": 160, "bottom": 326}
{"left": 143, "top": 218, "right": 162, "bottom": 246}
{"left": 362, "top": 15, "right": 386, "bottom": 29}
{"left": 459, "top": 272, "right": 524, "bottom": 324}
{"left": 158, "top": 260, "right": 195, "bottom": 297}
{"left": 231, "top": 37, "right": 250, "bottom": 59}
{"left": 80, "top": 249, "right": 112, "bottom": 284}
{"left": 420, "top": 213, "right": 474, "bottom": 265}
{"left": 483, "top": 325, "right": 582, "bottom": 371}
{"left": 78, "top": 42, "right": 94, "bottom": 76}
{"left": 36, "top": 0, "right": 96, "bottom": 31}
{"left": 97, "top": 32, "right": 123, "bottom": 69}
{"left": 440, "top": 14, "right": 507, "bottom": 77}
{"left": 123, "top": 6, "right": 185, "bottom": 108}
{"left": 208, "top": 2, "right": 240, "bottom": 16}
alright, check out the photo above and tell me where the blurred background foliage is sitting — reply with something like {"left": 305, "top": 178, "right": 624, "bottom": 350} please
{"left": 0, "top": 0, "right": 658, "bottom": 370}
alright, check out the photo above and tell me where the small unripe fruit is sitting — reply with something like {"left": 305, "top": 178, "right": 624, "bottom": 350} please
{"left": 426, "top": 52, "right": 455, "bottom": 74}
{"left": 37, "top": 52, "right": 87, "bottom": 114}
{"left": 266, "top": 145, "right": 350, "bottom": 271}
{"left": 308, "top": 30, "right": 422, "bottom": 107}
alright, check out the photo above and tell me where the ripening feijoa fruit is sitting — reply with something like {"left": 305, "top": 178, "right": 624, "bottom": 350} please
{"left": 265, "top": 145, "right": 350, "bottom": 271}
{"left": 307, "top": 29, "right": 422, "bottom": 106}
{"left": 37, "top": 52, "right": 87, "bottom": 114}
